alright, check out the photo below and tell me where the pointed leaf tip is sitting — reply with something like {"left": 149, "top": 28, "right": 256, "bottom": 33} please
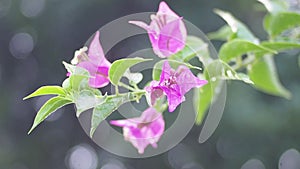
{"left": 27, "top": 96, "right": 72, "bottom": 134}
{"left": 23, "top": 86, "right": 66, "bottom": 100}
{"left": 108, "top": 57, "right": 152, "bottom": 86}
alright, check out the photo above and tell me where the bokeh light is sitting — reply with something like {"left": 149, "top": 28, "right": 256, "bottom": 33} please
{"left": 100, "top": 160, "right": 126, "bottom": 169}
{"left": 20, "top": 0, "right": 45, "bottom": 18}
{"left": 279, "top": 149, "right": 300, "bottom": 169}
{"left": 241, "top": 159, "right": 265, "bottom": 169}
{"left": 0, "top": 0, "right": 11, "bottom": 18}
{"left": 167, "top": 144, "right": 197, "bottom": 169}
{"left": 286, "top": 0, "right": 300, "bottom": 12}
{"left": 65, "top": 144, "right": 98, "bottom": 169}
{"left": 181, "top": 162, "right": 204, "bottom": 169}
{"left": 1, "top": 0, "right": 300, "bottom": 169}
{"left": 10, "top": 163, "right": 29, "bottom": 169}
{"left": 9, "top": 32, "right": 34, "bottom": 59}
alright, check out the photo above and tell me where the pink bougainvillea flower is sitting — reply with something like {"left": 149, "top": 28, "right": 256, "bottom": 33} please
{"left": 71, "top": 31, "right": 111, "bottom": 88}
{"left": 110, "top": 107, "right": 165, "bottom": 154}
{"left": 129, "top": 1, "right": 187, "bottom": 58}
{"left": 146, "top": 61, "right": 207, "bottom": 112}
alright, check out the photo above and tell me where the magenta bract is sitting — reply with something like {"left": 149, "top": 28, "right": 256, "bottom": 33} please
{"left": 110, "top": 107, "right": 165, "bottom": 154}
{"left": 72, "top": 31, "right": 111, "bottom": 88}
{"left": 146, "top": 61, "right": 208, "bottom": 112}
{"left": 129, "top": 1, "right": 187, "bottom": 58}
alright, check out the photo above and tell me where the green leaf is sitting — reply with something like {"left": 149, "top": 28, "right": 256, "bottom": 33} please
{"left": 207, "top": 60, "right": 253, "bottom": 84}
{"left": 28, "top": 96, "right": 73, "bottom": 134}
{"left": 257, "top": 0, "right": 288, "bottom": 14}
{"left": 261, "top": 41, "right": 300, "bottom": 52}
{"left": 214, "top": 9, "right": 259, "bottom": 43}
{"left": 23, "top": 86, "right": 66, "bottom": 100}
{"left": 207, "top": 25, "right": 234, "bottom": 41}
{"left": 108, "top": 57, "right": 151, "bottom": 86}
{"left": 219, "top": 39, "right": 276, "bottom": 62}
{"left": 194, "top": 59, "right": 253, "bottom": 125}
{"left": 123, "top": 70, "right": 143, "bottom": 85}
{"left": 170, "top": 36, "right": 212, "bottom": 65}
{"left": 62, "top": 67, "right": 90, "bottom": 93}
{"left": 90, "top": 91, "right": 145, "bottom": 137}
{"left": 152, "top": 59, "right": 203, "bottom": 81}
{"left": 62, "top": 78, "right": 71, "bottom": 90}
{"left": 62, "top": 61, "right": 91, "bottom": 91}
{"left": 62, "top": 62, "right": 103, "bottom": 116}
{"left": 194, "top": 79, "right": 214, "bottom": 125}
{"left": 248, "top": 55, "right": 291, "bottom": 99}
{"left": 265, "top": 12, "right": 300, "bottom": 38}
{"left": 74, "top": 89, "right": 103, "bottom": 117}
{"left": 69, "top": 67, "right": 90, "bottom": 91}
{"left": 263, "top": 14, "right": 272, "bottom": 34}
{"left": 62, "top": 61, "right": 76, "bottom": 74}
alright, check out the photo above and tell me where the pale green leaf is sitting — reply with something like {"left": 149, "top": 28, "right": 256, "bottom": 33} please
{"left": 265, "top": 12, "right": 300, "bottom": 38}
{"left": 90, "top": 91, "right": 145, "bottom": 137}
{"left": 219, "top": 39, "right": 276, "bottom": 62}
{"left": 194, "top": 59, "right": 253, "bottom": 125}
{"left": 263, "top": 14, "right": 272, "bottom": 34}
{"left": 248, "top": 55, "right": 291, "bottom": 99}
{"left": 62, "top": 61, "right": 76, "bottom": 74}
{"left": 62, "top": 61, "right": 91, "bottom": 91}
{"left": 194, "top": 79, "right": 214, "bottom": 125}
{"left": 207, "top": 25, "right": 234, "bottom": 41}
{"left": 62, "top": 63, "right": 102, "bottom": 116}
{"left": 123, "top": 70, "right": 143, "bottom": 85}
{"left": 62, "top": 62, "right": 90, "bottom": 91}
{"left": 74, "top": 90, "right": 103, "bottom": 117}
{"left": 108, "top": 57, "right": 151, "bottom": 86}
{"left": 206, "top": 60, "right": 253, "bottom": 84}
{"left": 62, "top": 78, "right": 71, "bottom": 90}
{"left": 170, "top": 36, "right": 212, "bottom": 65}
{"left": 70, "top": 68, "right": 90, "bottom": 91}
{"left": 23, "top": 86, "right": 66, "bottom": 100}
{"left": 214, "top": 9, "right": 259, "bottom": 43}
{"left": 257, "top": 0, "right": 288, "bottom": 14}
{"left": 28, "top": 96, "right": 73, "bottom": 134}
{"left": 261, "top": 41, "right": 300, "bottom": 52}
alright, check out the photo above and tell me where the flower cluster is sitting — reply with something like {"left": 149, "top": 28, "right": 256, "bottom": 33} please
{"left": 70, "top": 31, "right": 111, "bottom": 88}
{"left": 67, "top": 1, "right": 207, "bottom": 153}
{"left": 24, "top": 0, "right": 300, "bottom": 156}
{"left": 25, "top": 1, "right": 208, "bottom": 154}
{"left": 129, "top": 1, "right": 187, "bottom": 58}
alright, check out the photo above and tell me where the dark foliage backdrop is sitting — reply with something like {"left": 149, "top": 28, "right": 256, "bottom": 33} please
{"left": 0, "top": 0, "right": 300, "bottom": 169}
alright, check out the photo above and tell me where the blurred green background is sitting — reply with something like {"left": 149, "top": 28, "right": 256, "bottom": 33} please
{"left": 1, "top": 0, "right": 300, "bottom": 169}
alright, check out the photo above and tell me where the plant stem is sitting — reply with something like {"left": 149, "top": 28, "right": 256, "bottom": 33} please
{"left": 236, "top": 56, "right": 243, "bottom": 68}
{"left": 183, "top": 53, "right": 197, "bottom": 62}
{"left": 119, "top": 82, "right": 137, "bottom": 91}
{"left": 115, "top": 86, "right": 119, "bottom": 95}
{"left": 133, "top": 83, "right": 139, "bottom": 90}
{"left": 232, "top": 55, "right": 256, "bottom": 71}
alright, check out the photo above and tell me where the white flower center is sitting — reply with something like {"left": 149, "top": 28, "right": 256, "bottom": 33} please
{"left": 71, "top": 46, "right": 88, "bottom": 65}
